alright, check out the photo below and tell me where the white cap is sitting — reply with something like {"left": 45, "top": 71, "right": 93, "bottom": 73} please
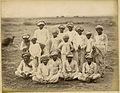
{"left": 37, "top": 21, "right": 46, "bottom": 26}
{"left": 86, "top": 31, "right": 92, "bottom": 35}
{"left": 50, "top": 50, "right": 58, "bottom": 56}
{"left": 85, "top": 53, "right": 92, "bottom": 58}
{"left": 22, "top": 34, "right": 30, "bottom": 39}
{"left": 66, "top": 22, "right": 74, "bottom": 27}
{"left": 95, "top": 25, "right": 103, "bottom": 30}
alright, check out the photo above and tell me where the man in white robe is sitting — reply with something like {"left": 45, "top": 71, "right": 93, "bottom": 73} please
{"left": 78, "top": 54, "right": 101, "bottom": 83}
{"left": 62, "top": 52, "right": 80, "bottom": 80}
{"left": 33, "top": 21, "right": 50, "bottom": 54}
{"left": 65, "top": 22, "right": 78, "bottom": 62}
{"left": 15, "top": 53, "right": 37, "bottom": 79}
{"left": 94, "top": 25, "right": 108, "bottom": 77}
{"left": 74, "top": 26, "right": 86, "bottom": 72}
{"left": 32, "top": 55, "right": 59, "bottom": 83}
{"left": 45, "top": 30, "right": 62, "bottom": 54}
{"left": 29, "top": 37, "right": 42, "bottom": 65}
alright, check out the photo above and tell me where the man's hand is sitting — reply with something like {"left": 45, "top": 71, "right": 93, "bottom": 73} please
{"left": 78, "top": 45, "right": 81, "bottom": 50}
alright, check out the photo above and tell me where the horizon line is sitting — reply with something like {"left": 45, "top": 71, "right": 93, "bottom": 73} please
{"left": 1, "top": 15, "right": 116, "bottom": 18}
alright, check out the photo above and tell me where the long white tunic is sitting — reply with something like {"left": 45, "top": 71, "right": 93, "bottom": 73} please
{"left": 48, "top": 58, "right": 62, "bottom": 75}
{"left": 74, "top": 34, "right": 86, "bottom": 50}
{"left": 58, "top": 41, "right": 73, "bottom": 55}
{"left": 85, "top": 38, "right": 94, "bottom": 53}
{"left": 65, "top": 30, "right": 77, "bottom": 43}
{"left": 34, "top": 28, "right": 50, "bottom": 45}
{"left": 16, "top": 60, "right": 36, "bottom": 74}
{"left": 58, "top": 33, "right": 65, "bottom": 41}
{"left": 29, "top": 43, "right": 41, "bottom": 58}
{"left": 63, "top": 60, "right": 79, "bottom": 73}
{"left": 94, "top": 33, "right": 108, "bottom": 55}
{"left": 45, "top": 37, "right": 61, "bottom": 54}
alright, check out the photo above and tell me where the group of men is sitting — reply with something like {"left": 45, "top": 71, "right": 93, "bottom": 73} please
{"left": 15, "top": 20, "right": 108, "bottom": 83}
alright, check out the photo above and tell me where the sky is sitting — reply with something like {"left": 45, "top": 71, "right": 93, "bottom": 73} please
{"left": 1, "top": 0, "right": 117, "bottom": 18}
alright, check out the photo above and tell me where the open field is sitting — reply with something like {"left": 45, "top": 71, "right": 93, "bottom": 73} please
{"left": 1, "top": 17, "right": 119, "bottom": 92}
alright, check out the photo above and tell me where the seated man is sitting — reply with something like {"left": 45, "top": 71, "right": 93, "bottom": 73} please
{"left": 48, "top": 50, "right": 62, "bottom": 78}
{"left": 32, "top": 55, "right": 59, "bottom": 83}
{"left": 62, "top": 52, "right": 79, "bottom": 80}
{"left": 15, "top": 53, "right": 37, "bottom": 79}
{"left": 78, "top": 54, "right": 101, "bottom": 83}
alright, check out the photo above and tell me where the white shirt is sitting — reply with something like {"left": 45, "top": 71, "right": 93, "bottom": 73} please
{"left": 29, "top": 43, "right": 41, "bottom": 58}
{"left": 34, "top": 28, "right": 50, "bottom": 45}
{"left": 63, "top": 60, "right": 79, "bottom": 73}
{"left": 94, "top": 33, "right": 108, "bottom": 52}
{"left": 37, "top": 63, "right": 53, "bottom": 79}
{"left": 17, "top": 60, "right": 36, "bottom": 74}
{"left": 58, "top": 33, "right": 65, "bottom": 41}
{"left": 65, "top": 30, "right": 77, "bottom": 42}
{"left": 20, "top": 41, "right": 30, "bottom": 51}
{"left": 58, "top": 41, "right": 73, "bottom": 55}
{"left": 85, "top": 38, "right": 94, "bottom": 53}
{"left": 45, "top": 37, "right": 61, "bottom": 54}
{"left": 74, "top": 34, "right": 86, "bottom": 50}
{"left": 48, "top": 58, "right": 62, "bottom": 75}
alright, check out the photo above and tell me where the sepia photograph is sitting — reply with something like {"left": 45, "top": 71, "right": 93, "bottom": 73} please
{"left": 1, "top": 0, "right": 119, "bottom": 92}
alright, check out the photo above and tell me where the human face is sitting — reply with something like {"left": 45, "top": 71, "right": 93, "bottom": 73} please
{"left": 96, "top": 28, "right": 103, "bottom": 35}
{"left": 23, "top": 56, "right": 30, "bottom": 62}
{"left": 77, "top": 30, "right": 83, "bottom": 35}
{"left": 67, "top": 26, "right": 73, "bottom": 31}
{"left": 86, "top": 34, "right": 91, "bottom": 39}
{"left": 23, "top": 38, "right": 29, "bottom": 42}
{"left": 52, "top": 55, "right": 58, "bottom": 61}
{"left": 31, "top": 40, "right": 36, "bottom": 44}
{"left": 63, "top": 38, "right": 69, "bottom": 42}
{"left": 43, "top": 60, "right": 48, "bottom": 65}
{"left": 52, "top": 33, "right": 58, "bottom": 38}
{"left": 67, "top": 57, "right": 73, "bottom": 63}
{"left": 59, "top": 28, "right": 65, "bottom": 33}
{"left": 86, "top": 58, "right": 92, "bottom": 65}
{"left": 38, "top": 24, "right": 45, "bottom": 29}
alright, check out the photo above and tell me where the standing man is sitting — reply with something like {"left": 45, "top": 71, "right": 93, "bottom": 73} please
{"left": 66, "top": 22, "right": 78, "bottom": 62}
{"left": 34, "top": 21, "right": 50, "bottom": 55}
{"left": 94, "top": 25, "right": 108, "bottom": 56}
{"left": 45, "top": 30, "right": 61, "bottom": 55}
{"left": 58, "top": 24, "right": 66, "bottom": 41}
{"left": 74, "top": 26, "right": 86, "bottom": 72}
{"left": 94, "top": 25, "right": 108, "bottom": 77}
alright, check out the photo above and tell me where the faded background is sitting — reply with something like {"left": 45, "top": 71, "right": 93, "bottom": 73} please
{"left": 1, "top": 0, "right": 119, "bottom": 92}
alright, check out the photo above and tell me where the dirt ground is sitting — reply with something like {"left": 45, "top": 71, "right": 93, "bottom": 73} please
{"left": 1, "top": 17, "right": 119, "bottom": 92}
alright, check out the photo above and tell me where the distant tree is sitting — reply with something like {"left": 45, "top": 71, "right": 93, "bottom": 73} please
{"left": 74, "top": 16, "right": 79, "bottom": 18}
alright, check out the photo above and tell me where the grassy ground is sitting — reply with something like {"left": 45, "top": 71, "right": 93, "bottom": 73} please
{"left": 1, "top": 17, "right": 119, "bottom": 92}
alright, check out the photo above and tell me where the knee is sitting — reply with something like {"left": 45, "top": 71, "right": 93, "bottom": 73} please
{"left": 32, "top": 76, "right": 38, "bottom": 81}
{"left": 15, "top": 71, "right": 20, "bottom": 76}
{"left": 93, "top": 74, "right": 101, "bottom": 79}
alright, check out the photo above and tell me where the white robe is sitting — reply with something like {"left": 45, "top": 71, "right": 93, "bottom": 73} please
{"left": 29, "top": 43, "right": 41, "bottom": 58}
{"left": 15, "top": 60, "right": 36, "bottom": 77}
{"left": 78, "top": 62, "right": 101, "bottom": 81}
{"left": 34, "top": 28, "right": 50, "bottom": 45}
{"left": 62, "top": 59, "right": 79, "bottom": 79}
{"left": 94, "top": 33, "right": 108, "bottom": 55}
{"left": 32, "top": 63, "right": 59, "bottom": 83}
